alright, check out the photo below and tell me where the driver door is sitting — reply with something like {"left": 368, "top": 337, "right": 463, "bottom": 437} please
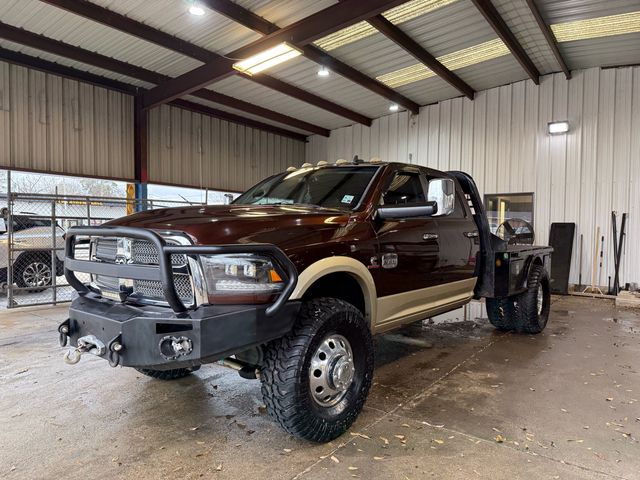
{"left": 373, "top": 168, "right": 440, "bottom": 300}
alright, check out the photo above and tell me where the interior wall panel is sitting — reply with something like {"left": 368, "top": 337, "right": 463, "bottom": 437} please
{"left": 148, "top": 104, "right": 305, "bottom": 193}
{"left": 0, "top": 60, "right": 134, "bottom": 180}
{"left": 306, "top": 66, "right": 640, "bottom": 286}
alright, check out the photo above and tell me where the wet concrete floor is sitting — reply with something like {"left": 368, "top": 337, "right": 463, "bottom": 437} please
{"left": 0, "top": 296, "right": 638, "bottom": 479}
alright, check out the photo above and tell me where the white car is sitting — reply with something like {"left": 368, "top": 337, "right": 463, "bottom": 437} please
{"left": 0, "top": 215, "right": 65, "bottom": 289}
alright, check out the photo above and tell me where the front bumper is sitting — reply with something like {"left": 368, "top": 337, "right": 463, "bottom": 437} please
{"left": 64, "top": 293, "right": 300, "bottom": 370}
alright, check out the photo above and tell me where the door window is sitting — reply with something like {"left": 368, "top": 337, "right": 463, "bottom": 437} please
{"left": 382, "top": 172, "right": 426, "bottom": 206}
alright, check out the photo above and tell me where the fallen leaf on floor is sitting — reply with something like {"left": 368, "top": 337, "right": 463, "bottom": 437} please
{"left": 350, "top": 432, "right": 370, "bottom": 439}
{"left": 402, "top": 424, "right": 410, "bottom": 428}
{"left": 283, "top": 449, "right": 292, "bottom": 453}
{"left": 606, "top": 398, "right": 613, "bottom": 402}
{"left": 421, "top": 421, "right": 444, "bottom": 428}
{"left": 15, "top": 368, "right": 29, "bottom": 375}
{"left": 373, "top": 456, "right": 384, "bottom": 461}
{"left": 495, "top": 435, "right": 505, "bottom": 443}
{"left": 380, "top": 437, "right": 389, "bottom": 446}
{"left": 492, "top": 427, "right": 502, "bottom": 433}
{"left": 189, "top": 427, "right": 199, "bottom": 431}
{"left": 216, "top": 464, "right": 223, "bottom": 471}
{"left": 348, "top": 466, "right": 358, "bottom": 471}
{"left": 331, "top": 456, "right": 340, "bottom": 464}
{"left": 561, "top": 409, "right": 568, "bottom": 413}
{"left": 433, "top": 439, "right": 444, "bottom": 444}
{"left": 394, "top": 435, "right": 406, "bottom": 441}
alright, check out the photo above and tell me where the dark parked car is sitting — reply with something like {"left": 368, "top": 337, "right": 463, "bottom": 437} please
{"left": 59, "top": 159, "right": 552, "bottom": 442}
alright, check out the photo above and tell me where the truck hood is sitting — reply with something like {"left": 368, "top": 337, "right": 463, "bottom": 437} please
{"left": 107, "top": 204, "right": 353, "bottom": 250}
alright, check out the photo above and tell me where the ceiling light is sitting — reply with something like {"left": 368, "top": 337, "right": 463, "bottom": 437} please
{"left": 233, "top": 43, "right": 302, "bottom": 76}
{"left": 314, "top": 0, "right": 456, "bottom": 51}
{"left": 548, "top": 121, "right": 569, "bottom": 135}
{"left": 376, "top": 39, "right": 509, "bottom": 88}
{"left": 389, "top": 103, "right": 399, "bottom": 112}
{"left": 188, "top": 4, "right": 205, "bottom": 16}
{"left": 317, "top": 66, "right": 330, "bottom": 77}
{"left": 551, "top": 11, "right": 640, "bottom": 42}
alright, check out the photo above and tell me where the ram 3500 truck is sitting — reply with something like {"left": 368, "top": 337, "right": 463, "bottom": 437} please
{"left": 59, "top": 160, "right": 552, "bottom": 442}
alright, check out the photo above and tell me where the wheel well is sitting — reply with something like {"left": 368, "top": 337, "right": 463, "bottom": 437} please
{"left": 302, "top": 272, "right": 366, "bottom": 316}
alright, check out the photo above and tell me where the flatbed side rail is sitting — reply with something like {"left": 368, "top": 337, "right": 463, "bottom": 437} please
{"left": 64, "top": 226, "right": 298, "bottom": 317}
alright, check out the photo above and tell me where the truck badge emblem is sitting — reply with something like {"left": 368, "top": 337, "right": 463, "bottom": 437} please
{"left": 381, "top": 253, "right": 398, "bottom": 269}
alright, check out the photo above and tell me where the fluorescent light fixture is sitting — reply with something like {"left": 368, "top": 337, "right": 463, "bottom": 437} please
{"left": 376, "top": 39, "right": 509, "bottom": 88}
{"left": 233, "top": 43, "right": 302, "bottom": 75}
{"left": 314, "top": 0, "right": 456, "bottom": 51}
{"left": 551, "top": 11, "right": 640, "bottom": 42}
{"left": 548, "top": 121, "right": 569, "bottom": 135}
{"left": 188, "top": 4, "right": 205, "bottom": 16}
{"left": 389, "top": 103, "right": 399, "bottom": 112}
{"left": 317, "top": 66, "right": 330, "bottom": 77}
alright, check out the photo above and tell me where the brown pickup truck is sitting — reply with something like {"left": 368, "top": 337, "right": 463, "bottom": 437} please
{"left": 59, "top": 159, "right": 552, "bottom": 442}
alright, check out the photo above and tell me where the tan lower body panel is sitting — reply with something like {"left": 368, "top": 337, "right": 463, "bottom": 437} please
{"left": 373, "top": 277, "right": 477, "bottom": 334}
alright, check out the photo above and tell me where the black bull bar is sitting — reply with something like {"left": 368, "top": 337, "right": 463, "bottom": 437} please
{"left": 63, "top": 225, "right": 298, "bottom": 316}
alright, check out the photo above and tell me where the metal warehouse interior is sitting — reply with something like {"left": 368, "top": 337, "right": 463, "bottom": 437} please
{"left": 0, "top": 1, "right": 639, "bottom": 479}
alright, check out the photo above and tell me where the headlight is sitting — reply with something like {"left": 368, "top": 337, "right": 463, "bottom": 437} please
{"left": 200, "top": 254, "right": 284, "bottom": 304}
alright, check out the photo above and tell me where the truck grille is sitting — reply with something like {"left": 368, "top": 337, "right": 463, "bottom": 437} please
{"left": 92, "top": 237, "right": 194, "bottom": 305}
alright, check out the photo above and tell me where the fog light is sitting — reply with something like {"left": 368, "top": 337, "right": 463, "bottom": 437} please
{"left": 159, "top": 335, "right": 193, "bottom": 360}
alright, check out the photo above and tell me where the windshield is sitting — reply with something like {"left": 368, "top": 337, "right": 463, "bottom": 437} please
{"left": 234, "top": 166, "right": 379, "bottom": 210}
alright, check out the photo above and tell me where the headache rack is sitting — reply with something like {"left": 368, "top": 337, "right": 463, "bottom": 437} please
{"left": 64, "top": 226, "right": 298, "bottom": 316}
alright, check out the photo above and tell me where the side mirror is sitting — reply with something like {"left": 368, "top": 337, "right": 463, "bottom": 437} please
{"left": 427, "top": 178, "right": 455, "bottom": 216}
{"left": 378, "top": 201, "right": 438, "bottom": 220}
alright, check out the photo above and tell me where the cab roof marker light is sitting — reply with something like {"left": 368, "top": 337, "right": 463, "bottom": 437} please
{"left": 317, "top": 160, "right": 329, "bottom": 166}
{"left": 335, "top": 159, "right": 348, "bottom": 165}
{"left": 314, "top": 0, "right": 456, "bottom": 51}
{"left": 301, "top": 162, "right": 313, "bottom": 168}
{"left": 233, "top": 43, "right": 302, "bottom": 76}
{"left": 551, "top": 11, "right": 640, "bottom": 42}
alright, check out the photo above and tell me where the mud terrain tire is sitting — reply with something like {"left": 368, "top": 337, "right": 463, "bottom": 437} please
{"left": 486, "top": 297, "right": 518, "bottom": 331}
{"left": 515, "top": 263, "right": 550, "bottom": 334}
{"left": 261, "top": 298, "right": 374, "bottom": 442}
{"left": 135, "top": 366, "right": 200, "bottom": 380}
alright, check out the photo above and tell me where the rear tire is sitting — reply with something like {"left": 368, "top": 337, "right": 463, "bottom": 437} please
{"left": 260, "top": 298, "right": 374, "bottom": 442}
{"left": 135, "top": 365, "right": 200, "bottom": 380}
{"left": 515, "top": 264, "right": 550, "bottom": 334}
{"left": 486, "top": 297, "right": 518, "bottom": 331}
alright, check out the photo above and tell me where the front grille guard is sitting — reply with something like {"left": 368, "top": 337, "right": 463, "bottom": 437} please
{"left": 64, "top": 226, "right": 298, "bottom": 316}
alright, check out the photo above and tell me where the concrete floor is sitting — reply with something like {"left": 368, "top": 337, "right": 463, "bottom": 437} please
{"left": 0, "top": 297, "right": 638, "bottom": 480}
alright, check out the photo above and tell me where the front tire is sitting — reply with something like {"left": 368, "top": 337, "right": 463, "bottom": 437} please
{"left": 260, "top": 298, "right": 374, "bottom": 442}
{"left": 14, "top": 254, "right": 53, "bottom": 291}
{"left": 135, "top": 366, "right": 200, "bottom": 380}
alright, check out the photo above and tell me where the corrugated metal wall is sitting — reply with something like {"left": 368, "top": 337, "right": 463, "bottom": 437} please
{"left": 148, "top": 104, "right": 306, "bottom": 192}
{"left": 0, "top": 60, "right": 134, "bottom": 180}
{"left": 307, "top": 66, "right": 640, "bottom": 287}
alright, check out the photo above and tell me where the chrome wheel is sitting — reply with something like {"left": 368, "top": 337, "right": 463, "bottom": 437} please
{"left": 309, "top": 334, "right": 355, "bottom": 407}
{"left": 536, "top": 286, "right": 544, "bottom": 316}
{"left": 23, "top": 262, "right": 52, "bottom": 288}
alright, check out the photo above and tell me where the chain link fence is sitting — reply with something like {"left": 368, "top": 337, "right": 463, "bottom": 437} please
{"left": 1, "top": 193, "right": 200, "bottom": 309}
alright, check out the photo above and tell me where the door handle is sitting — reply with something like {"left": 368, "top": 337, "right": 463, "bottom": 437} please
{"left": 422, "top": 233, "right": 438, "bottom": 240}
{"left": 464, "top": 231, "right": 479, "bottom": 238}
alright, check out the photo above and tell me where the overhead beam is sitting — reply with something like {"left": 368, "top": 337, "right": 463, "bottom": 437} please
{"left": 0, "top": 41, "right": 308, "bottom": 141}
{"left": 0, "top": 47, "right": 137, "bottom": 94}
{"left": 37, "top": 0, "right": 359, "bottom": 128}
{"left": 367, "top": 15, "right": 475, "bottom": 99}
{"left": 0, "top": 22, "right": 327, "bottom": 136}
{"left": 168, "top": 99, "right": 307, "bottom": 140}
{"left": 248, "top": 75, "right": 372, "bottom": 126}
{"left": 142, "top": 0, "right": 414, "bottom": 109}
{"left": 525, "top": 0, "right": 571, "bottom": 79}
{"left": 470, "top": 0, "right": 540, "bottom": 84}
{"left": 203, "top": 0, "right": 420, "bottom": 114}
